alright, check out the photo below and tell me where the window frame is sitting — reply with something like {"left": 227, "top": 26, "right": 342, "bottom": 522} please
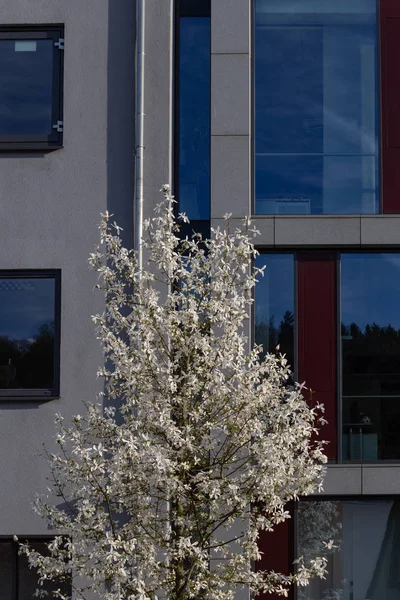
{"left": 252, "top": 0, "right": 382, "bottom": 216}
{"left": 0, "top": 536, "right": 71, "bottom": 600}
{"left": 255, "top": 248, "right": 400, "bottom": 463}
{"left": 174, "top": 1, "right": 211, "bottom": 240}
{"left": 294, "top": 496, "right": 400, "bottom": 599}
{"left": 0, "top": 269, "right": 61, "bottom": 401}
{"left": 0, "top": 25, "right": 64, "bottom": 151}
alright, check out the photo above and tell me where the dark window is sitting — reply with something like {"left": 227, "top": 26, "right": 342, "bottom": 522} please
{"left": 254, "top": 0, "right": 379, "bottom": 215}
{"left": 0, "top": 538, "right": 71, "bottom": 599}
{"left": 297, "top": 499, "right": 400, "bottom": 599}
{"left": 254, "top": 254, "right": 295, "bottom": 370}
{"left": 0, "top": 271, "right": 61, "bottom": 399}
{"left": 0, "top": 26, "right": 63, "bottom": 150}
{"left": 341, "top": 254, "right": 400, "bottom": 460}
{"left": 176, "top": 2, "right": 210, "bottom": 238}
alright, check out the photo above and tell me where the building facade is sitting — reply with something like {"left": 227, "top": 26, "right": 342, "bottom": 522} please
{"left": 0, "top": 0, "right": 135, "bottom": 596}
{"left": 1, "top": 0, "right": 400, "bottom": 597}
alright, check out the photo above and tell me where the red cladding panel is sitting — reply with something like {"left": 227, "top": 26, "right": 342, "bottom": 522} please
{"left": 381, "top": 0, "right": 400, "bottom": 212}
{"left": 297, "top": 254, "right": 337, "bottom": 461}
{"left": 256, "top": 513, "right": 294, "bottom": 600}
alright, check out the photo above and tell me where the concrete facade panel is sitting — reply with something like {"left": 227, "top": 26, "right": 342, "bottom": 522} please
{"left": 319, "top": 465, "right": 362, "bottom": 495}
{"left": 211, "top": 135, "right": 250, "bottom": 218}
{"left": 362, "top": 466, "right": 400, "bottom": 494}
{"left": 211, "top": 54, "right": 250, "bottom": 136}
{"left": 211, "top": 0, "right": 250, "bottom": 54}
{"left": 248, "top": 217, "right": 275, "bottom": 245}
{"left": 361, "top": 215, "right": 400, "bottom": 245}
{"left": 274, "top": 216, "right": 361, "bottom": 246}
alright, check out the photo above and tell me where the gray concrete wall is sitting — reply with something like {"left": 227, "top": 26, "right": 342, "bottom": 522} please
{"left": 0, "top": 0, "right": 135, "bottom": 534}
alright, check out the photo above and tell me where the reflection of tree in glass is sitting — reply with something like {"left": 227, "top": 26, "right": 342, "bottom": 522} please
{"left": 297, "top": 502, "right": 343, "bottom": 600}
{"left": 255, "top": 310, "right": 294, "bottom": 369}
{"left": 342, "top": 321, "right": 400, "bottom": 394}
{"left": 0, "top": 321, "right": 54, "bottom": 389}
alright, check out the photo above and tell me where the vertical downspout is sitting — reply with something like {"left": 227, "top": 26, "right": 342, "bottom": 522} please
{"left": 135, "top": 0, "right": 145, "bottom": 270}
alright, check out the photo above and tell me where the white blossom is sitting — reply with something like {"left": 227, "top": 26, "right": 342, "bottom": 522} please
{"left": 21, "top": 186, "right": 328, "bottom": 600}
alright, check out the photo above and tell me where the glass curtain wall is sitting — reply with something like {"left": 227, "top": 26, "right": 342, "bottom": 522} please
{"left": 255, "top": 0, "right": 379, "bottom": 215}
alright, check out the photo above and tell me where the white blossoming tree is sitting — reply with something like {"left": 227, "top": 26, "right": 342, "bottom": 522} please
{"left": 21, "top": 187, "right": 328, "bottom": 600}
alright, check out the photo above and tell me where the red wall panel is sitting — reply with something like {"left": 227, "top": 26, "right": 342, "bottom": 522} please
{"left": 256, "top": 511, "right": 294, "bottom": 600}
{"left": 297, "top": 254, "right": 337, "bottom": 461}
{"left": 380, "top": 0, "right": 400, "bottom": 212}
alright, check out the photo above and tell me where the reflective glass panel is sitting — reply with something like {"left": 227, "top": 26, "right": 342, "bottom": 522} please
{"left": 254, "top": 254, "right": 294, "bottom": 369}
{"left": 298, "top": 500, "right": 400, "bottom": 600}
{"left": 178, "top": 17, "right": 210, "bottom": 220}
{"left": 0, "top": 277, "right": 56, "bottom": 391}
{"left": 341, "top": 254, "right": 400, "bottom": 460}
{"left": 255, "top": 0, "right": 378, "bottom": 214}
{"left": 0, "top": 39, "right": 54, "bottom": 135}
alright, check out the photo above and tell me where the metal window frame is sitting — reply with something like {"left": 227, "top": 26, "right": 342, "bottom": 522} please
{"left": 0, "top": 269, "right": 61, "bottom": 401}
{"left": 0, "top": 25, "right": 64, "bottom": 151}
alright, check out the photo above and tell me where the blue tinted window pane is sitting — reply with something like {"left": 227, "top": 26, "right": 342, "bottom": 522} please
{"left": 254, "top": 254, "right": 294, "bottom": 369}
{"left": 179, "top": 17, "right": 210, "bottom": 220}
{"left": 255, "top": 0, "right": 378, "bottom": 215}
{"left": 341, "top": 254, "right": 400, "bottom": 460}
{"left": 0, "top": 277, "right": 56, "bottom": 390}
{"left": 0, "top": 39, "right": 54, "bottom": 135}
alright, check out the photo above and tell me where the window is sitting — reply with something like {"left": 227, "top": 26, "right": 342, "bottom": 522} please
{"left": 297, "top": 499, "right": 400, "bottom": 600}
{"left": 0, "top": 538, "right": 71, "bottom": 599}
{"left": 254, "top": 253, "right": 295, "bottom": 369}
{"left": 255, "top": 252, "right": 400, "bottom": 461}
{"left": 254, "top": 0, "right": 379, "bottom": 215}
{"left": 176, "top": 1, "right": 210, "bottom": 238}
{"left": 0, "top": 26, "right": 63, "bottom": 150}
{"left": 0, "top": 271, "right": 61, "bottom": 399}
{"left": 341, "top": 254, "right": 400, "bottom": 460}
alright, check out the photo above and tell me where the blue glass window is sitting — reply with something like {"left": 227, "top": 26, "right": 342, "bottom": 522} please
{"left": 341, "top": 254, "right": 400, "bottom": 460}
{"left": 178, "top": 16, "right": 210, "bottom": 221}
{"left": 254, "top": 254, "right": 295, "bottom": 370}
{"left": 0, "top": 271, "right": 61, "bottom": 398}
{"left": 0, "top": 27, "right": 63, "bottom": 149}
{"left": 255, "top": 0, "right": 378, "bottom": 215}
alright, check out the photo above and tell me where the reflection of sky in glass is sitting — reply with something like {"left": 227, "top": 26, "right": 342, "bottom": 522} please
{"left": 179, "top": 17, "right": 210, "bottom": 220}
{"left": 341, "top": 254, "right": 400, "bottom": 330}
{"left": 254, "top": 254, "right": 294, "bottom": 362}
{"left": 0, "top": 278, "right": 55, "bottom": 339}
{"left": 255, "top": 0, "right": 378, "bottom": 215}
{"left": 0, "top": 39, "right": 53, "bottom": 135}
